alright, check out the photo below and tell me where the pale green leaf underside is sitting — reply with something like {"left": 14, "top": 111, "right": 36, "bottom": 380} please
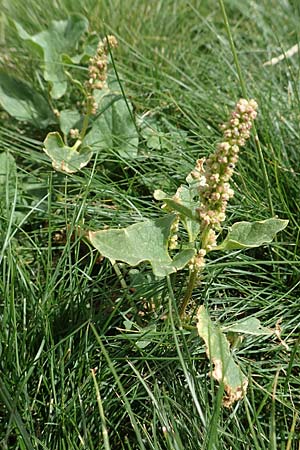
{"left": 197, "top": 306, "right": 248, "bottom": 407}
{"left": 88, "top": 214, "right": 195, "bottom": 277}
{"left": 44, "top": 132, "right": 92, "bottom": 174}
{"left": 215, "top": 218, "right": 288, "bottom": 251}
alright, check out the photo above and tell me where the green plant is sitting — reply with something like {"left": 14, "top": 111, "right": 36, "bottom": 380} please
{"left": 0, "top": 13, "right": 289, "bottom": 409}
{"left": 1, "top": 2, "right": 299, "bottom": 447}
{"left": 88, "top": 98, "right": 288, "bottom": 406}
{"left": 43, "top": 34, "right": 123, "bottom": 173}
{"left": 0, "top": 16, "right": 139, "bottom": 173}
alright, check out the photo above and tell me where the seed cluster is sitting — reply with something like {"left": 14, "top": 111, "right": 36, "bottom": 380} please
{"left": 85, "top": 35, "right": 118, "bottom": 115}
{"left": 169, "top": 216, "right": 180, "bottom": 250}
{"left": 192, "top": 99, "right": 257, "bottom": 239}
{"left": 188, "top": 99, "right": 258, "bottom": 270}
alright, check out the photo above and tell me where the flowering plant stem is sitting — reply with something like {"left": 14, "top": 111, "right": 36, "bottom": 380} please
{"left": 77, "top": 35, "right": 119, "bottom": 149}
{"left": 180, "top": 227, "right": 210, "bottom": 318}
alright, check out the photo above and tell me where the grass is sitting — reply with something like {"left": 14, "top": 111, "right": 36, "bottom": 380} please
{"left": 0, "top": 0, "right": 300, "bottom": 448}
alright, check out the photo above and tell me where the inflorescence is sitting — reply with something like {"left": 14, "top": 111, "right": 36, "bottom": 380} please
{"left": 189, "top": 98, "right": 258, "bottom": 270}
{"left": 85, "top": 35, "right": 118, "bottom": 115}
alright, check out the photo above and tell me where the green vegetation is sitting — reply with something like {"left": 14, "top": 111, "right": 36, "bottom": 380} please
{"left": 0, "top": 0, "right": 299, "bottom": 449}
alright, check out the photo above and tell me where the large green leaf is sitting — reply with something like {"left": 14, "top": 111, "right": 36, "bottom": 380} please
{"left": 84, "top": 96, "right": 139, "bottom": 159}
{"left": 215, "top": 218, "right": 288, "bottom": 251}
{"left": 197, "top": 306, "right": 248, "bottom": 408}
{"left": 0, "top": 72, "right": 55, "bottom": 127}
{"left": 44, "top": 132, "right": 92, "bottom": 174}
{"left": 15, "top": 15, "right": 89, "bottom": 99}
{"left": 88, "top": 214, "right": 195, "bottom": 277}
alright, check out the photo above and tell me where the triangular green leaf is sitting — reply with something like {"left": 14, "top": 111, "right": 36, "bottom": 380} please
{"left": 84, "top": 95, "right": 139, "bottom": 159}
{"left": 44, "top": 132, "right": 92, "bottom": 173}
{"left": 15, "top": 15, "right": 89, "bottom": 99}
{"left": 222, "top": 317, "right": 274, "bottom": 336}
{"left": 215, "top": 218, "right": 288, "bottom": 251}
{"left": 62, "top": 33, "right": 99, "bottom": 65}
{"left": 0, "top": 72, "right": 55, "bottom": 127}
{"left": 197, "top": 306, "right": 248, "bottom": 407}
{"left": 88, "top": 214, "right": 195, "bottom": 277}
{"left": 121, "top": 321, "right": 157, "bottom": 349}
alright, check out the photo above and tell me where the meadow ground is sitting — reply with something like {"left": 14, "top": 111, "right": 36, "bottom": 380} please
{"left": 0, "top": 1, "right": 299, "bottom": 449}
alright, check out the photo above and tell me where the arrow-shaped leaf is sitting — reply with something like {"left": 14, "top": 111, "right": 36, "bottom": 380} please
{"left": 222, "top": 317, "right": 274, "bottom": 336}
{"left": 215, "top": 218, "right": 288, "bottom": 251}
{"left": 88, "top": 214, "right": 195, "bottom": 277}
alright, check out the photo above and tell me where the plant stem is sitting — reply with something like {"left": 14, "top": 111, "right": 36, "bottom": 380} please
{"left": 112, "top": 262, "right": 128, "bottom": 290}
{"left": 72, "top": 139, "right": 82, "bottom": 152}
{"left": 80, "top": 108, "right": 91, "bottom": 141}
{"left": 179, "top": 226, "right": 210, "bottom": 318}
{"left": 179, "top": 268, "right": 199, "bottom": 319}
